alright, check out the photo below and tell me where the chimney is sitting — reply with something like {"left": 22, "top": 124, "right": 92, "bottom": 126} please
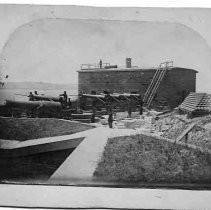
{"left": 126, "top": 58, "right": 132, "bottom": 68}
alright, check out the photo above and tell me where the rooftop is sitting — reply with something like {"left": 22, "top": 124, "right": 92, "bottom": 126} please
{"left": 78, "top": 66, "right": 198, "bottom": 73}
{"left": 77, "top": 60, "right": 198, "bottom": 73}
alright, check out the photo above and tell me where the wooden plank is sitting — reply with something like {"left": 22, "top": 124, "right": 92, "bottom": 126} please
{"left": 143, "top": 107, "right": 157, "bottom": 118}
{"left": 176, "top": 122, "right": 198, "bottom": 142}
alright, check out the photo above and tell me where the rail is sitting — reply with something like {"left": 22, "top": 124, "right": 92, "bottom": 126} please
{"left": 81, "top": 63, "right": 111, "bottom": 70}
{"left": 159, "top": 61, "right": 173, "bottom": 69}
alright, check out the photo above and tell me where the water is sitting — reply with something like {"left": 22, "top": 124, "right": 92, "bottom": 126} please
{"left": 0, "top": 88, "right": 78, "bottom": 104}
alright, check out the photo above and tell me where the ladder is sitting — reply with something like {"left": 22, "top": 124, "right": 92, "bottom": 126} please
{"left": 143, "top": 61, "right": 173, "bottom": 108}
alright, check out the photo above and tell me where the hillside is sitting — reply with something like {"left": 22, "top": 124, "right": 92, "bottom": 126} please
{"left": 3, "top": 82, "right": 77, "bottom": 90}
{"left": 0, "top": 117, "right": 93, "bottom": 141}
{"left": 94, "top": 134, "right": 211, "bottom": 183}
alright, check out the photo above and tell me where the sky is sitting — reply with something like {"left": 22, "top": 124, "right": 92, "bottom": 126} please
{"left": 0, "top": 5, "right": 211, "bottom": 92}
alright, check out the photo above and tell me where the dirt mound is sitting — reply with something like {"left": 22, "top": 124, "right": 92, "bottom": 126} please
{"left": 0, "top": 117, "right": 93, "bottom": 141}
{"left": 153, "top": 115, "right": 188, "bottom": 139}
{"left": 187, "top": 116, "right": 211, "bottom": 150}
{"left": 94, "top": 134, "right": 211, "bottom": 183}
{"left": 152, "top": 113, "right": 211, "bottom": 150}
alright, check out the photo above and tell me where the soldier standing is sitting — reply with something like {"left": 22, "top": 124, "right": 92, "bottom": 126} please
{"left": 59, "top": 96, "right": 65, "bottom": 108}
{"left": 63, "top": 91, "right": 68, "bottom": 103}
{"left": 60, "top": 91, "right": 68, "bottom": 108}
{"left": 91, "top": 99, "right": 97, "bottom": 123}
{"left": 91, "top": 111, "right": 96, "bottom": 123}
{"left": 79, "top": 92, "right": 86, "bottom": 110}
{"left": 60, "top": 91, "right": 67, "bottom": 101}
{"left": 67, "top": 98, "right": 72, "bottom": 109}
{"left": 108, "top": 111, "right": 113, "bottom": 128}
{"left": 139, "top": 94, "right": 143, "bottom": 115}
{"left": 105, "top": 92, "right": 112, "bottom": 113}
{"left": 128, "top": 102, "right": 132, "bottom": 118}
{"left": 28, "top": 92, "right": 34, "bottom": 101}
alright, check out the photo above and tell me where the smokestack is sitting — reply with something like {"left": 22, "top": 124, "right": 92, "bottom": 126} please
{"left": 126, "top": 58, "right": 132, "bottom": 68}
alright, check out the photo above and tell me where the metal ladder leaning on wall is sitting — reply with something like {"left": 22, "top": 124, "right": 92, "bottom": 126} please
{"left": 143, "top": 61, "right": 173, "bottom": 108}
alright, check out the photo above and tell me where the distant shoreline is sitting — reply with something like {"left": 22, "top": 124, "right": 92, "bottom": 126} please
{"left": 1, "top": 82, "right": 78, "bottom": 91}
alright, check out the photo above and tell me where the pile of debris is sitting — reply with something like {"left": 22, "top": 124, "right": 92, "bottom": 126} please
{"left": 187, "top": 116, "right": 211, "bottom": 150}
{"left": 153, "top": 115, "right": 189, "bottom": 139}
{"left": 97, "top": 103, "right": 211, "bottom": 151}
{"left": 153, "top": 113, "right": 211, "bottom": 151}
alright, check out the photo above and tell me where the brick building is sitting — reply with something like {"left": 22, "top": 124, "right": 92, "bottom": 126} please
{"left": 78, "top": 60, "right": 198, "bottom": 108}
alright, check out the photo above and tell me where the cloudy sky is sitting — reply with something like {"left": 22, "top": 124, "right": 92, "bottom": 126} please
{"left": 0, "top": 5, "right": 211, "bottom": 92}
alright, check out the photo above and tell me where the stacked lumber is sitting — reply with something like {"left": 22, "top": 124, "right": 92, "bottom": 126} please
{"left": 197, "top": 94, "right": 211, "bottom": 111}
{"left": 179, "top": 92, "right": 211, "bottom": 114}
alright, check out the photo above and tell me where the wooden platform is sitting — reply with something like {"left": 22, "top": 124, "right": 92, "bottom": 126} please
{"left": 179, "top": 92, "right": 211, "bottom": 114}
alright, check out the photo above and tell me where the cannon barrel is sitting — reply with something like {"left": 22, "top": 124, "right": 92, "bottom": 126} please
{"left": 5, "top": 100, "right": 62, "bottom": 109}
{"left": 111, "top": 93, "right": 140, "bottom": 97}
{"left": 104, "top": 65, "right": 118, "bottom": 69}
{"left": 33, "top": 95, "right": 60, "bottom": 102}
{"left": 81, "top": 93, "right": 140, "bottom": 99}
{"left": 81, "top": 94, "right": 104, "bottom": 99}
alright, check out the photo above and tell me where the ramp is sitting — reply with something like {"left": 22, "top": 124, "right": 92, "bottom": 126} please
{"left": 50, "top": 127, "right": 111, "bottom": 181}
{"left": 50, "top": 127, "right": 139, "bottom": 181}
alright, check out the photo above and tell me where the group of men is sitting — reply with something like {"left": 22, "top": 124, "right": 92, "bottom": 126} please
{"left": 28, "top": 91, "right": 72, "bottom": 109}
{"left": 106, "top": 93, "right": 143, "bottom": 128}
{"left": 28, "top": 91, "right": 39, "bottom": 101}
{"left": 90, "top": 91, "right": 144, "bottom": 128}
{"left": 59, "top": 91, "right": 72, "bottom": 109}
{"left": 28, "top": 89, "right": 143, "bottom": 127}
{"left": 58, "top": 91, "right": 73, "bottom": 109}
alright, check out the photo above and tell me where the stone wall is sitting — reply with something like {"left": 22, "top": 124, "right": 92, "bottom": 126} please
{"left": 78, "top": 68, "right": 197, "bottom": 108}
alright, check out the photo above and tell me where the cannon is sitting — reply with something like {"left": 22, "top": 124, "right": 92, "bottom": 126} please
{"left": 7, "top": 90, "right": 80, "bottom": 119}
{"left": 32, "top": 95, "right": 60, "bottom": 102}
{"left": 4, "top": 100, "right": 62, "bottom": 118}
{"left": 79, "top": 93, "right": 143, "bottom": 113}
{"left": 5, "top": 100, "right": 62, "bottom": 109}
{"left": 15, "top": 93, "right": 61, "bottom": 102}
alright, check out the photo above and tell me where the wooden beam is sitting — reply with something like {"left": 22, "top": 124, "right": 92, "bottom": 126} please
{"left": 176, "top": 122, "right": 198, "bottom": 142}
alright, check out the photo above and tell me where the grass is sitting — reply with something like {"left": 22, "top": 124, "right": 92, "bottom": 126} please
{"left": 94, "top": 134, "right": 211, "bottom": 183}
{"left": 0, "top": 117, "right": 93, "bottom": 141}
